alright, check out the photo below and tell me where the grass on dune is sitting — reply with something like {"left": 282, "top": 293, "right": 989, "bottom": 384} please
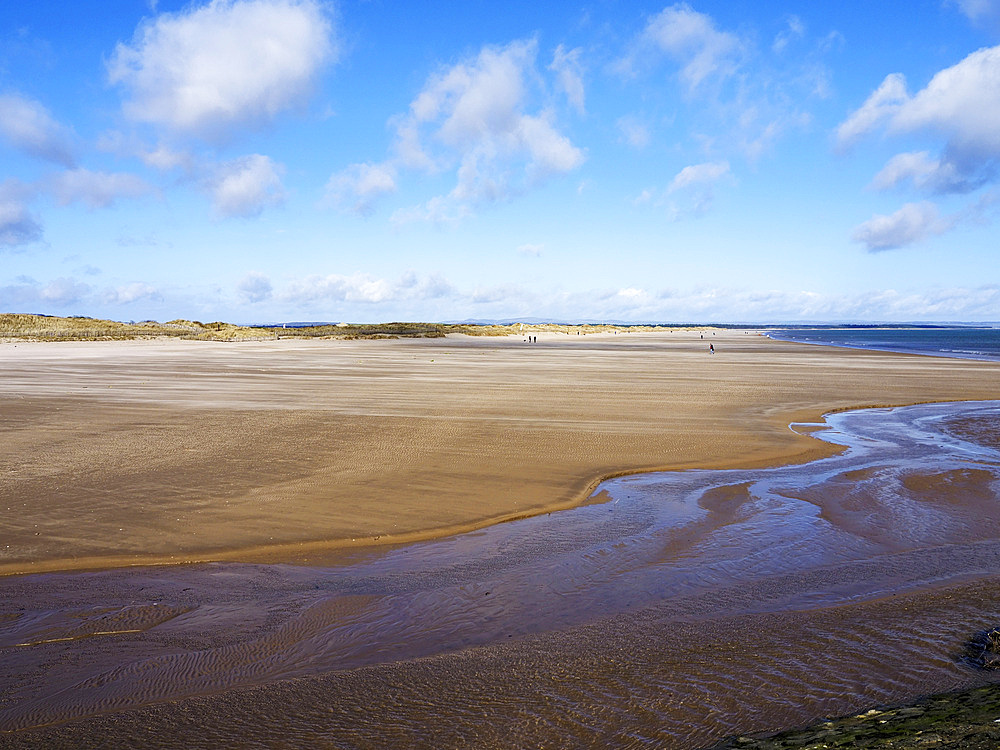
{"left": 0, "top": 313, "right": 692, "bottom": 342}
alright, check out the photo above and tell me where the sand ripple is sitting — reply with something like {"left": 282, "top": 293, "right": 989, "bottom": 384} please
{"left": 2, "top": 401, "right": 1000, "bottom": 747}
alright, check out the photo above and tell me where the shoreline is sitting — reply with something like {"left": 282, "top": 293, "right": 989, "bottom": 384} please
{"left": 4, "top": 396, "right": 987, "bottom": 579}
{"left": 0, "top": 407, "right": 847, "bottom": 578}
{"left": 3, "top": 330, "right": 1000, "bottom": 577}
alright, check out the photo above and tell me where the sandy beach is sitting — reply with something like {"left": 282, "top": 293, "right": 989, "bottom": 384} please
{"left": 3, "top": 330, "right": 1000, "bottom": 747}
{"left": 2, "top": 329, "right": 998, "bottom": 575}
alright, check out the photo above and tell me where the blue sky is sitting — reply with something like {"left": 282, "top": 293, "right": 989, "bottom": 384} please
{"left": 1, "top": 0, "right": 999, "bottom": 323}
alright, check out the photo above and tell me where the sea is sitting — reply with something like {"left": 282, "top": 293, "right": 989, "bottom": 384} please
{"left": 766, "top": 326, "right": 1000, "bottom": 361}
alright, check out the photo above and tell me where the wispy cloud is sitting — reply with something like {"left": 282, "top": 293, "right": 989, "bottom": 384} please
{"left": 0, "top": 93, "right": 76, "bottom": 167}
{"left": 628, "top": 3, "right": 742, "bottom": 90}
{"left": 617, "top": 116, "right": 651, "bottom": 149}
{"left": 949, "top": 0, "right": 1000, "bottom": 27}
{"left": 237, "top": 271, "right": 273, "bottom": 303}
{"left": 324, "top": 162, "right": 397, "bottom": 216}
{"left": 49, "top": 168, "right": 153, "bottom": 209}
{"left": 549, "top": 44, "right": 586, "bottom": 113}
{"left": 668, "top": 160, "right": 730, "bottom": 192}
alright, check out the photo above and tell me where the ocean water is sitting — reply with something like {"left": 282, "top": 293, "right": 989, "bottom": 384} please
{"left": 767, "top": 326, "right": 1000, "bottom": 361}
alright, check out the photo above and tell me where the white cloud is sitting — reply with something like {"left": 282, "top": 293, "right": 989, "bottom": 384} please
{"left": 49, "top": 168, "right": 153, "bottom": 209}
{"left": 638, "top": 3, "right": 741, "bottom": 90}
{"left": 103, "top": 282, "right": 161, "bottom": 305}
{"left": 280, "top": 271, "right": 458, "bottom": 307}
{"left": 396, "top": 271, "right": 455, "bottom": 299}
{"left": 390, "top": 196, "right": 471, "bottom": 226}
{"left": 851, "top": 201, "right": 953, "bottom": 251}
{"left": 517, "top": 243, "right": 543, "bottom": 257}
{"left": 617, "top": 116, "right": 651, "bottom": 149}
{"left": 325, "top": 162, "right": 397, "bottom": 215}
{"left": 0, "top": 93, "right": 76, "bottom": 166}
{"left": 950, "top": 0, "right": 1000, "bottom": 26}
{"left": 772, "top": 15, "right": 805, "bottom": 54}
{"left": 237, "top": 271, "right": 273, "bottom": 303}
{"left": 839, "top": 45, "right": 1000, "bottom": 181}
{"left": 282, "top": 274, "right": 392, "bottom": 304}
{"left": 668, "top": 160, "right": 730, "bottom": 192}
{"left": 869, "top": 151, "right": 968, "bottom": 192}
{"left": 835, "top": 73, "right": 909, "bottom": 149}
{"left": 890, "top": 46, "right": 1000, "bottom": 158}
{"left": 366, "top": 39, "right": 583, "bottom": 220}
{"left": 0, "top": 201, "right": 42, "bottom": 248}
{"left": 208, "top": 154, "right": 285, "bottom": 218}
{"left": 549, "top": 45, "right": 586, "bottom": 113}
{"left": 841, "top": 45, "right": 1000, "bottom": 244}
{"left": 618, "top": 5, "right": 817, "bottom": 162}
{"left": 0, "top": 180, "right": 42, "bottom": 248}
{"left": 108, "top": 0, "right": 335, "bottom": 141}
{"left": 98, "top": 131, "right": 193, "bottom": 172}
{"left": 0, "top": 277, "right": 91, "bottom": 308}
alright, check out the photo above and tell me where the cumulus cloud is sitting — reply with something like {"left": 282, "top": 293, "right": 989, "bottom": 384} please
{"left": 325, "top": 162, "right": 397, "bottom": 215}
{"left": 835, "top": 73, "right": 909, "bottom": 149}
{"left": 0, "top": 93, "right": 76, "bottom": 166}
{"left": 633, "top": 3, "right": 742, "bottom": 90}
{"left": 851, "top": 201, "right": 954, "bottom": 251}
{"left": 49, "top": 168, "right": 153, "bottom": 208}
{"left": 208, "top": 154, "right": 285, "bottom": 218}
{"left": 407, "top": 40, "right": 583, "bottom": 195}
{"left": 340, "top": 38, "right": 584, "bottom": 219}
{"left": 839, "top": 46, "right": 1000, "bottom": 186}
{"left": 517, "top": 243, "right": 543, "bottom": 257}
{"left": 108, "top": 0, "right": 335, "bottom": 141}
{"left": 237, "top": 271, "right": 273, "bottom": 303}
{"left": 841, "top": 45, "right": 1000, "bottom": 243}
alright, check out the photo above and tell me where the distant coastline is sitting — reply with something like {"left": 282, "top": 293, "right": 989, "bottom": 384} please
{"left": 766, "top": 326, "right": 1000, "bottom": 362}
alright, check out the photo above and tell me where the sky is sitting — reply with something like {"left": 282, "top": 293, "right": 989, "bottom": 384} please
{"left": 1, "top": 0, "right": 999, "bottom": 324}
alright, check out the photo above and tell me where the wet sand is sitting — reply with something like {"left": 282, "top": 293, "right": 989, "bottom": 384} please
{"left": 2, "top": 330, "right": 998, "bottom": 574}
{"left": 2, "top": 332, "right": 1000, "bottom": 747}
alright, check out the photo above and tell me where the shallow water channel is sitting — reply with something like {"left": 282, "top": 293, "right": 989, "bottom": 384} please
{"left": 3, "top": 401, "right": 1000, "bottom": 748}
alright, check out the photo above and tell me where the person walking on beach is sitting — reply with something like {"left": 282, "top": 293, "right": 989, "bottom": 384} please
{"left": 709, "top": 343, "right": 714, "bottom": 354}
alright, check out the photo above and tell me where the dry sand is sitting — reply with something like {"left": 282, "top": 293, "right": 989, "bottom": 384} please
{"left": 1, "top": 329, "right": 998, "bottom": 575}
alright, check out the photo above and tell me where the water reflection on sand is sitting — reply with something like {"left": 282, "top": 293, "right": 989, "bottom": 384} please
{"left": 2, "top": 401, "right": 1000, "bottom": 748}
